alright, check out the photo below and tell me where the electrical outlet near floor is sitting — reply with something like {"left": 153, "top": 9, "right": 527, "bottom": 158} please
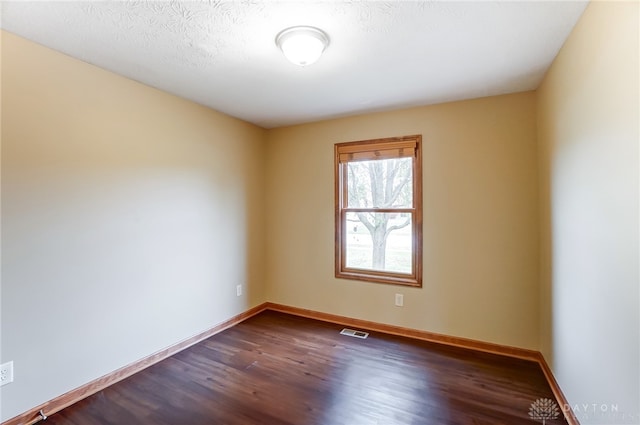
{"left": 395, "top": 293, "right": 404, "bottom": 307}
{"left": 0, "top": 361, "right": 14, "bottom": 386}
{"left": 236, "top": 284, "right": 242, "bottom": 297}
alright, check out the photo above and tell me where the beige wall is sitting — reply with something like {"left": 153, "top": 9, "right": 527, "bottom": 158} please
{"left": 266, "top": 92, "right": 540, "bottom": 350}
{"left": 537, "top": 1, "right": 639, "bottom": 422}
{"left": 6, "top": 2, "right": 638, "bottom": 420}
{"left": 0, "top": 31, "right": 266, "bottom": 421}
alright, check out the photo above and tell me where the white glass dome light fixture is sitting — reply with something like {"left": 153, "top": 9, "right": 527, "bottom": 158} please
{"left": 275, "top": 26, "right": 329, "bottom": 66}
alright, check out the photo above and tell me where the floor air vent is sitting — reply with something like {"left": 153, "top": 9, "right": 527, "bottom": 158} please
{"left": 340, "top": 328, "right": 369, "bottom": 339}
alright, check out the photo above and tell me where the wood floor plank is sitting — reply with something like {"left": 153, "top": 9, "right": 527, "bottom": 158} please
{"left": 46, "top": 311, "right": 565, "bottom": 425}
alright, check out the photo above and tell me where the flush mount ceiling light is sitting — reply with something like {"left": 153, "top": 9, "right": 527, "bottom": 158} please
{"left": 275, "top": 26, "right": 329, "bottom": 67}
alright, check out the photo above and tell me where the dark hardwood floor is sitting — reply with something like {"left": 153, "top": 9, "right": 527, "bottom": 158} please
{"left": 47, "top": 310, "right": 565, "bottom": 425}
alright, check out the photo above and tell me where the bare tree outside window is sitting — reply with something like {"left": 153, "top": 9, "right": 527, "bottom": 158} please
{"left": 346, "top": 158, "right": 413, "bottom": 272}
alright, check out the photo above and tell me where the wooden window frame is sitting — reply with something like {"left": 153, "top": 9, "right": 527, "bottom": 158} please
{"left": 335, "top": 135, "right": 423, "bottom": 287}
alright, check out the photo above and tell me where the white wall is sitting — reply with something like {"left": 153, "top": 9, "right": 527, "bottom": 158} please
{"left": 0, "top": 31, "right": 266, "bottom": 421}
{"left": 537, "top": 1, "right": 639, "bottom": 422}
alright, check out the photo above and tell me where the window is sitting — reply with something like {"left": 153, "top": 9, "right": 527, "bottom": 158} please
{"left": 335, "top": 135, "right": 422, "bottom": 287}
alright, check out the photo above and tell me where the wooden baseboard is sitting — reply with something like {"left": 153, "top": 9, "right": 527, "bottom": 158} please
{"left": 2, "top": 303, "right": 268, "bottom": 425}
{"left": 264, "top": 302, "right": 579, "bottom": 425}
{"left": 5, "top": 301, "right": 578, "bottom": 425}
{"left": 265, "top": 302, "right": 540, "bottom": 360}
{"left": 535, "top": 353, "right": 580, "bottom": 425}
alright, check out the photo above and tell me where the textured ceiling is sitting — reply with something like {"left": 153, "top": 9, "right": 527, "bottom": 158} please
{"left": 1, "top": 1, "right": 588, "bottom": 128}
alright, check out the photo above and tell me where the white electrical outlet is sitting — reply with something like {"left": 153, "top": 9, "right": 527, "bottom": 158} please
{"left": 236, "top": 284, "right": 242, "bottom": 297}
{"left": 395, "top": 293, "right": 404, "bottom": 307}
{"left": 0, "top": 361, "right": 14, "bottom": 386}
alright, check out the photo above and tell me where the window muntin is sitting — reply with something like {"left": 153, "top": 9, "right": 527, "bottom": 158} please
{"left": 335, "top": 135, "right": 422, "bottom": 287}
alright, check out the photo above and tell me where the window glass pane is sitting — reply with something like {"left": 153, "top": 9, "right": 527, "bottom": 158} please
{"left": 345, "top": 212, "right": 412, "bottom": 274}
{"left": 347, "top": 157, "right": 413, "bottom": 208}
